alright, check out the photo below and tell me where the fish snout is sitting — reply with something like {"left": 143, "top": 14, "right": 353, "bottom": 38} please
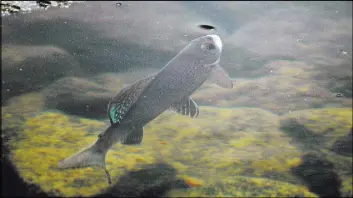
{"left": 206, "top": 34, "right": 223, "bottom": 51}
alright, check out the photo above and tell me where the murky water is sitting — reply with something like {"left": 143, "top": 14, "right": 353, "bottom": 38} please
{"left": 2, "top": 1, "right": 352, "bottom": 197}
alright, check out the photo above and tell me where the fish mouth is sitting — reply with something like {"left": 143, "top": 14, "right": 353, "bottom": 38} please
{"left": 206, "top": 34, "right": 223, "bottom": 51}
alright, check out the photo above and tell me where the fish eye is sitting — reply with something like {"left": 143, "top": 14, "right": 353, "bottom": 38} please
{"left": 201, "top": 43, "right": 216, "bottom": 51}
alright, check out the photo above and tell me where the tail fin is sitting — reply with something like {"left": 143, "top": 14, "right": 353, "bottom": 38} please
{"left": 58, "top": 144, "right": 111, "bottom": 184}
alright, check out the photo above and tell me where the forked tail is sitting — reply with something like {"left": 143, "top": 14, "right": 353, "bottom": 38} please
{"left": 58, "top": 143, "right": 111, "bottom": 184}
{"left": 57, "top": 125, "right": 135, "bottom": 185}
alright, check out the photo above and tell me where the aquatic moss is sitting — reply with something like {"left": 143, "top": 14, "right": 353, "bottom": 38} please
{"left": 192, "top": 62, "right": 350, "bottom": 115}
{"left": 277, "top": 66, "right": 309, "bottom": 79}
{"left": 167, "top": 176, "right": 317, "bottom": 197}
{"left": 280, "top": 108, "right": 353, "bottom": 196}
{"left": 298, "top": 86, "right": 311, "bottom": 94}
{"left": 280, "top": 108, "right": 352, "bottom": 150}
{"left": 8, "top": 112, "right": 157, "bottom": 197}
{"left": 8, "top": 105, "right": 350, "bottom": 197}
{"left": 286, "top": 157, "right": 302, "bottom": 168}
{"left": 342, "top": 176, "right": 353, "bottom": 197}
{"left": 2, "top": 91, "right": 45, "bottom": 117}
{"left": 230, "top": 134, "right": 267, "bottom": 148}
{"left": 2, "top": 92, "right": 45, "bottom": 152}
{"left": 146, "top": 107, "right": 302, "bottom": 184}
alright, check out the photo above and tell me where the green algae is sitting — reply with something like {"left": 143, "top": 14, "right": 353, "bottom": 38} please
{"left": 280, "top": 108, "right": 353, "bottom": 196}
{"left": 5, "top": 104, "right": 352, "bottom": 197}
{"left": 280, "top": 108, "right": 352, "bottom": 150}
{"left": 167, "top": 176, "right": 317, "bottom": 197}
{"left": 6, "top": 106, "right": 313, "bottom": 197}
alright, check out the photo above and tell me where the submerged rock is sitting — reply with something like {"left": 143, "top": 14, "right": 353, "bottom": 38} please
{"left": 3, "top": 88, "right": 352, "bottom": 197}
{"left": 42, "top": 70, "right": 156, "bottom": 118}
{"left": 291, "top": 153, "right": 342, "bottom": 198}
{"left": 43, "top": 77, "right": 118, "bottom": 118}
{"left": 280, "top": 108, "right": 353, "bottom": 197}
{"left": 331, "top": 128, "right": 352, "bottom": 157}
{"left": 1, "top": 45, "right": 82, "bottom": 103}
{"left": 3, "top": 105, "right": 315, "bottom": 197}
{"left": 193, "top": 60, "right": 351, "bottom": 115}
{"left": 98, "top": 163, "right": 189, "bottom": 197}
{"left": 313, "top": 62, "right": 353, "bottom": 98}
{"left": 280, "top": 108, "right": 352, "bottom": 151}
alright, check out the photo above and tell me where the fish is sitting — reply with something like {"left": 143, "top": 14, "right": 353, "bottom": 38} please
{"left": 58, "top": 34, "right": 233, "bottom": 184}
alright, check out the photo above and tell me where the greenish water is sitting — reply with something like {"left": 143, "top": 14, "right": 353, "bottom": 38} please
{"left": 1, "top": 1, "right": 352, "bottom": 197}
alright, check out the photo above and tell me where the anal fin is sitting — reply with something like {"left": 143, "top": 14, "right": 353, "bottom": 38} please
{"left": 170, "top": 97, "right": 199, "bottom": 118}
{"left": 121, "top": 127, "right": 144, "bottom": 145}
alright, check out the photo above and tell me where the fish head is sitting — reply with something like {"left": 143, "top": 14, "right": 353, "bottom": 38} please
{"left": 184, "top": 34, "right": 223, "bottom": 67}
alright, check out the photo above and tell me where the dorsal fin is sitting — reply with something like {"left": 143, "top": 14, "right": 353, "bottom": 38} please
{"left": 107, "top": 74, "right": 155, "bottom": 126}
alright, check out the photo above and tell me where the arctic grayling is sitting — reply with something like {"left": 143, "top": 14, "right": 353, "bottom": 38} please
{"left": 58, "top": 34, "right": 233, "bottom": 184}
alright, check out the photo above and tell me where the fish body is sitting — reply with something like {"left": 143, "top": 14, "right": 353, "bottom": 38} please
{"left": 58, "top": 34, "right": 233, "bottom": 184}
{"left": 122, "top": 47, "right": 213, "bottom": 127}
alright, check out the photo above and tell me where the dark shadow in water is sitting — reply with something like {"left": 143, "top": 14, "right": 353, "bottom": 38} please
{"left": 1, "top": 157, "right": 50, "bottom": 197}
{"left": 1, "top": 136, "right": 50, "bottom": 197}
{"left": 96, "top": 163, "right": 190, "bottom": 197}
{"left": 290, "top": 152, "right": 342, "bottom": 198}
{"left": 331, "top": 128, "right": 353, "bottom": 157}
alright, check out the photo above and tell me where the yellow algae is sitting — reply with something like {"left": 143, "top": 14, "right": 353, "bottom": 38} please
{"left": 252, "top": 158, "right": 286, "bottom": 175}
{"left": 160, "top": 149, "right": 169, "bottom": 156}
{"left": 134, "top": 155, "right": 154, "bottom": 164}
{"left": 285, "top": 157, "right": 302, "bottom": 168}
{"left": 278, "top": 67, "right": 305, "bottom": 76}
{"left": 2, "top": 92, "right": 45, "bottom": 117}
{"left": 298, "top": 86, "right": 310, "bottom": 93}
{"left": 168, "top": 176, "right": 317, "bottom": 197}
{"left": 7, "top": 111, "right": 128, "bottom": 196}
{"left": 171, "top": 161, "right": 188, "bottom": 172}
{"left": 79, "top": 118, "right": 106, "bottom": 128}
{"left": 4, "top": 113, "right": 13, "bottom": 119}
{"left": 6, "top": 106, "right": 345, "bottom": 197}
{"left": 219, "top": 108, "right": 233, "bottom": 118}
{"left": 281, "top": 108, "right": 352, "bottom": 150}
{"left": 342, "top": 176, "right": 353, "bottom": 197}
{"left": 230, "top": 135, "right": 261, "bottom": 149}
{"left": 125, "top": 147, "right": 142, "bottom": 153}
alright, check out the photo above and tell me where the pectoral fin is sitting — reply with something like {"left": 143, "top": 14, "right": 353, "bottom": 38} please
{"left": 121, "top": 127, "right": 144, "bottom": 145}
{"left": 208, "top": 64, "right": 233, "bottom": 88}
{"left": 170, "top": 97, "right": 199, "bottom": 118}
